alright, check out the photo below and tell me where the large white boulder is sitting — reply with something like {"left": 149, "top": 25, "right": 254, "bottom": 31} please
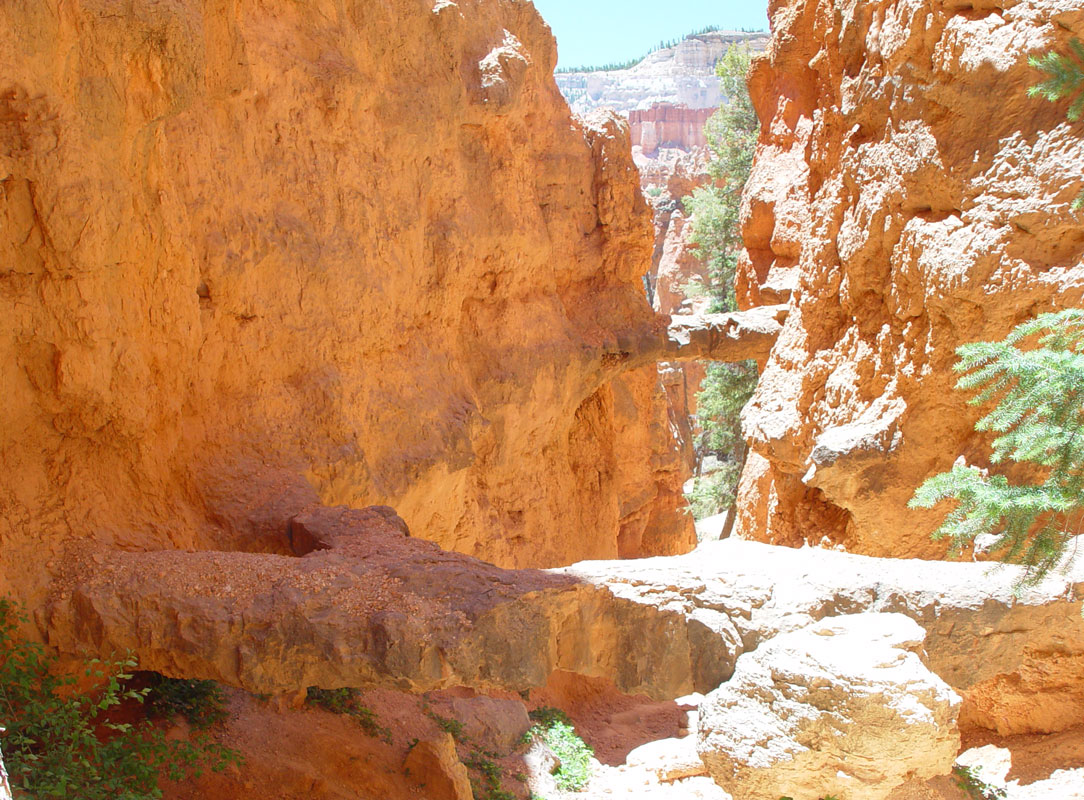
{"left": 697, "top": 613, "right": 961, "bottom": 800}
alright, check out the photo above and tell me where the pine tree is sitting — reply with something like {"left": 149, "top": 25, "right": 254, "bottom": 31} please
{"left": 909, "top": 310, "right": 1084, "bottom": 584}
{"left": 682, "top": 44, "right": 761, "bottom": 522}
{"left": 684, "top": 44, "right": 759, "bottom": 314}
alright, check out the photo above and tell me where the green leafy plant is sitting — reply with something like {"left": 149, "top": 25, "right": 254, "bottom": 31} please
{"left": 464, "top": 751, "right": 514, "bottom": 800}
{"left": 953, "top": 765, "right": 1008, "bottom": 800}
{"left": 684, "top": 43, "right": 760, "bottom": 314}
{"left": 525, "top": 708, "right": 593, "bottom": 792}
{"left": 910, "top": 310, "right": 1084, "bottom": 583}
{"left": 0, "top": 599, "right": 239, "bottom": 799}
{"left": 424, "top": 709, "right": 465, "bottom": 741}
{"left": 305, "top": 687, "right": 392, "bottom": 744}
{"left": 145, "top": 676, "right": 229, "bottom": 730}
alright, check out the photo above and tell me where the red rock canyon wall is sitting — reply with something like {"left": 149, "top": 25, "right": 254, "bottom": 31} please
{"left": 735, "top": 0, "right": 1084, "bottom": 556}
{"left": 0, "top": 0, "right": 695, "bottom": 608}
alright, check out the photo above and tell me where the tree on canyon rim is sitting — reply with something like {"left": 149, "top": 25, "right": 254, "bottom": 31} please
{"left": 684, "top": 44, "right": 760, "bottom": 520}
{"left": 910, "top": 41, "right": 1084, "bottom": 583}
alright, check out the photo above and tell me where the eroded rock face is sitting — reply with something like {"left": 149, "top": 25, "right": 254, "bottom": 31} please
{"left": 45, "top": 505, "right": 732, "bottom": 697}
{"left": 735, "top": 0, "right": 1084, "bottom": 555}
{"left": 0, "top": 0, "right": 694, "bottom": 605}
{"left": 697, "top": 614, "right": 961, "bottom": 800}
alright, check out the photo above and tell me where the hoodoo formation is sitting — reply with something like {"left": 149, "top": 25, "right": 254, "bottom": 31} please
{"left": 2, "top": 0, "right": 1084, "bottom": 799}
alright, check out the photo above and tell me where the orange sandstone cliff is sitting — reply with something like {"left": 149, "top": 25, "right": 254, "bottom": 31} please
{"left": 0, "top": 0, "right": 697, "bottom": 609}
{"left": 735, "top": 0, "right": 1084, "bottom": 556}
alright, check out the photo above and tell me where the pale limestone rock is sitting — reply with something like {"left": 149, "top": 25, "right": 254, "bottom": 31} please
{"left": 566, "top": 537, "right": 1084, "bottom": 736}
{"left": 626, "top": 736, "right": 708, "bottom": 782}
{"left": 556, "top": 32, "right": 768, "bottom": 115}
{"left": 697, "top": 614, "right": 961, "bottom": 800}
{"left": 955, "top": 745, "right": 1012, "bottom": 790}
{"left": 403, "top": 733, "right": 472, "bottom": 800}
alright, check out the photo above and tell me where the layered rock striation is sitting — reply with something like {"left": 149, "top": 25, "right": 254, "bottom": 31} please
{"left": 629, "top": 104, "right": 714, "bottom": 155}
{"left": 0, "top": 0, "right": 698, "bottom": 613}
{"left": 735, "top": 0, "right": 1084, "bottom": 555}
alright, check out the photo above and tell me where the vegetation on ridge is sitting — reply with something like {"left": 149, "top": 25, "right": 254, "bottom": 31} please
{"left": 683, "top": 44, "right": 761, "bottom": 521}
{"left": 525, "top": 707, "right": 593, "bottom": 792}
{"left": 305, "top": 686, "right": 392, "bottom": 744}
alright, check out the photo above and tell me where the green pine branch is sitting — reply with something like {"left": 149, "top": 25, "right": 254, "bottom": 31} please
{"left": 910, "top": 310, "right": 1084, "bottom": 584}
{"left": 1028, "top": 38, "right": 1084, "bottom": 121}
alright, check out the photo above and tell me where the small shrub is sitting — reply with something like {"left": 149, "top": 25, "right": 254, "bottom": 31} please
{"left": 464, "top": 751, "right": 514, "bottom": 800}
{"left": 954, "top": 765, "right": 1008, "bottom": 800}
{"left": 0, "top": 599, "right": 239, "bottom": 800}
{"left": 146, "top": 676, "right": 229, "bottom": 730}
{"left": 525, "top": 708, "right": 593, "bottom": 792}
{"left": 425, "top": 709, "right": 465, "bottom": 741}
{"left": 305, "top": 687, "right": 392, "bottom": 744}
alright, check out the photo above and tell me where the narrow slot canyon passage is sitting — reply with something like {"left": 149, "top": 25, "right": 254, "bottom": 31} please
{"left": 3, "top": 0, "right": 1084, "bottom": 798}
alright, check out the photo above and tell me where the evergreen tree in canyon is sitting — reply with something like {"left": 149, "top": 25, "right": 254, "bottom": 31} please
{"left": 684, "top": 45, "right": 761, "bottom": 520}
{"left": 912, "top": 43, "right": 1084, "bottom": 581}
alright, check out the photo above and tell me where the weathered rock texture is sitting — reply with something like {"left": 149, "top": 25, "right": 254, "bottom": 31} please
{"left": 557, "top": 32, "right": 769, "bottom": 115}
{"left": 630, "top": 104, "right": 713, "bottom": 155}
{"left": 735, "top": 0, "right": 1084, "bottom": 555}
{"left": 567, "top": 537, "right": 1084, "bottom": 737}
{"left": 0, "top": 0, "right": 697, "bottom": 608}
{"left": 46, "top": 505, "right": 731, "bottom": 697}
{"left": 698, "top": 614, "right": 961, "bottom": 800}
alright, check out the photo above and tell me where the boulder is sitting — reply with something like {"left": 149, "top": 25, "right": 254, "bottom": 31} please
{"left": 697, "top": 613, "right": 961, "bottom": 800}
{"left": 438, "top": 696, "right": 531, "bottom": 756}
{"left": 626, "top": 735, "right": 708, "bottom": 782}
{"left": 403, "top": 733, "right": 472, "bottom": 800}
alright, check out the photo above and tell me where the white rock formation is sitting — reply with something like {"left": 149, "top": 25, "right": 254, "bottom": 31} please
{"left": 697, "top": 613, "right": 961, "bottom": 800}
{"left": 555, "top": 32, "right": 768, "bottom": 115}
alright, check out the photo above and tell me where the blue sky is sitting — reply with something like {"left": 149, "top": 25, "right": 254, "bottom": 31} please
{"left": 530, "top": 0, "right": 770, "bottom": 69}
